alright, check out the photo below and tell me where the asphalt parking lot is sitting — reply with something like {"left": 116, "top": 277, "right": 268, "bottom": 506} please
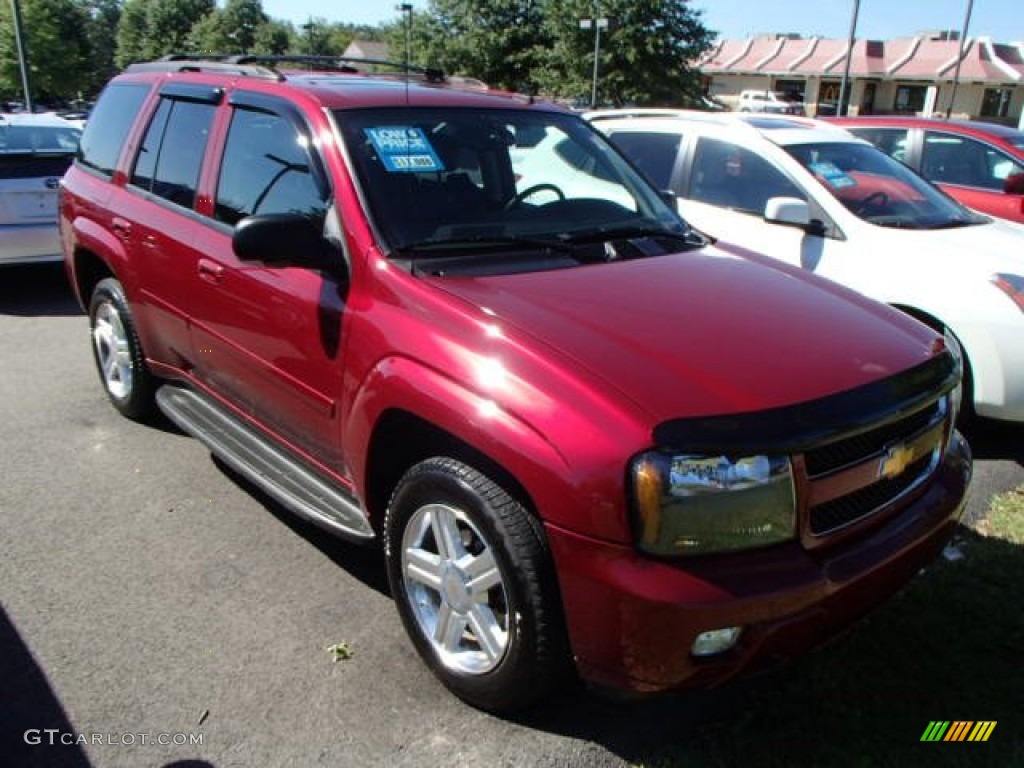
{"left": 3, "top": 263, "right": 1022, "bottom": 768}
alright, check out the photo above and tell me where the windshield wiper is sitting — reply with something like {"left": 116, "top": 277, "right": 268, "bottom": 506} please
{"left": 560, "top": 225, "right": 708, "bottom": 249}
{"left": 396, "top": 234, "right": 575, "bottom": 256}
{"left": 924, "top": 216, "right": 986, "bottom": 230}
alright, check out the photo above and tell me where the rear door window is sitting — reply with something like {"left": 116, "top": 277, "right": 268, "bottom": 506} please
{"left": 130, "top": 98, "right": 216, "bottom": 209}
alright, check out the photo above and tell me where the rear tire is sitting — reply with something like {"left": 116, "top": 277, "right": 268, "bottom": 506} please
{"left": 88, "top": 277, "right": 156, "bottom": 420}
{"left": 384, "top": 457, "right": 568, "bottom": 712}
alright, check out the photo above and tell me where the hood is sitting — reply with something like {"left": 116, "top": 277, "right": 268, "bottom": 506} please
{"left": 425, "top": 243, "right": 943, "bottom": 423}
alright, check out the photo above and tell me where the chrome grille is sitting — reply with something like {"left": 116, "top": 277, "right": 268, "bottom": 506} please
{"left": 805, "top": 398, "right": 948, "bottom": 537}
{"left": 804, "top": 400, "right": 940, "bottom": 477}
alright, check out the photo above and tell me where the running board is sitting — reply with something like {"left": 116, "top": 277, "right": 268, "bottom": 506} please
{"left": 156, "top": 385, "right": 374, "bottom": 542}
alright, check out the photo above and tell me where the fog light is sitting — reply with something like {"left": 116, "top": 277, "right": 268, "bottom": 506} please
{"left": 691, "top": 627, "right": 742, "bottom": 657}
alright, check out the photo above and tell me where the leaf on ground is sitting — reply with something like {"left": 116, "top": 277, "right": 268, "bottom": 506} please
{"left": 326, "top": 642, "right": 354, "bottom": 662}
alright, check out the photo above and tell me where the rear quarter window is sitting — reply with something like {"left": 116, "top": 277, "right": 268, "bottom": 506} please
{"left": 77, "top": 83, "right": 150, "bottom": 177}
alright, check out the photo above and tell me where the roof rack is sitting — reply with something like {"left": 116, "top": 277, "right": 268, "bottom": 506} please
{"left": 124, "top": 54, "right": 446, "bottom": 84}
{"left": 226, "top": 55, "right": 446, "bottom": 83}
{"left": 125, "top": 56, "right": 284, "bottom": 81}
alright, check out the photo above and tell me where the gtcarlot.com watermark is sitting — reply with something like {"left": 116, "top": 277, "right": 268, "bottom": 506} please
{"left": 25, "top": 729, "right": 203, "bottom": 747}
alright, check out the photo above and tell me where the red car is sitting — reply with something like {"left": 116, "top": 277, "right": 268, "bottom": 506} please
{"left": 829, "top": 116, "right": 1024, "bottom": 223}
{"left": 61, "top": 56, "right": 970, "bottom": 711}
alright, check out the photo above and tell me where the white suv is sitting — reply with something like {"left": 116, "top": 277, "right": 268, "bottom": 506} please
{"left": 588, "top": 109, "right": 1024, "bottom": 423}
{"left": 738, "top": 90, "right": 804, "bottom": 115}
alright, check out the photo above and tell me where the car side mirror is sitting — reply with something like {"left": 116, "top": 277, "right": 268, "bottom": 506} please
{"left": 1004, "top": 172, "right": 1024, "bottom": 195}
{"left": 765, "top": 196, "right": 811, "bottom": 226}
{"left": 233, "top": 213, "right": 332, "bottom": 269}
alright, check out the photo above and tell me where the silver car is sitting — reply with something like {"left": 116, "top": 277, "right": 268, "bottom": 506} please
{"left": 1, "top": 112, "right": 81, "bottom": 264}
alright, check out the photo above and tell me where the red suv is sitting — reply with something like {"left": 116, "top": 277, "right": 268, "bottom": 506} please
{"left": 830, "top": 116, "right": 1024, "bottom": 223}
{"left": 61, "top": 56, "right": 970, "bottom": 712}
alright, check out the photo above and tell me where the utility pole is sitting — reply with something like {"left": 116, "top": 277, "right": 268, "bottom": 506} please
{"left": 579, "top": 16, "right": 609, "bottom": 109}
{"left": 946, "top": 0, "right": 975, "bottom": 118}
{"left": 10, "top": 0, "right": 33, "bottom": 111}
{"left": 836, "top": 0, "right": 860, "bottom": 117}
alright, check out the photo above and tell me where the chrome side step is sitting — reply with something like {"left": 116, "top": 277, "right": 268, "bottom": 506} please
{"left": 156, "top": 385, "right": 374, "bottom": 542}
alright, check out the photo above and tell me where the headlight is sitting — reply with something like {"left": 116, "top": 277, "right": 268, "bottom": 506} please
{"left": 630, "top": 452, "right": 796, "bottom": 556}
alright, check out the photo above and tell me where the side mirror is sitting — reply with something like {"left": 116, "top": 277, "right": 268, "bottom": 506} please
{"left": 1004, "top": 172, "right": 1024, "bottom": 195}
{"left": 233, "top": 213, "right": 331, "bottom": 268}
{"left": 765, "top": 196, "right": 811, "bottom": 227}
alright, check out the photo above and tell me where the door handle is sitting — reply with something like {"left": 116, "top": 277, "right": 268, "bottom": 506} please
{"left": 111, "top": 217, "right": 132, "bottom": 239}
{"left": 197, "top": 259, "right": 225, "bottom": 284}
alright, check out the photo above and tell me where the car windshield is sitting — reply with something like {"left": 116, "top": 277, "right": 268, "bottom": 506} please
{"left": 785, "top": 141, "right": 986, "bottom": 229}
{"left": 0, "top": 122, "right": 81, "bottom": 154}
{"left": 335, "top": 107, "right": 692, "bottom": 267}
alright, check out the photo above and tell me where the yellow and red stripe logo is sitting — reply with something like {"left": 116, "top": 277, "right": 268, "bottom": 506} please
{"left": 921, "top": 721, "right": 997, "bottom": 742}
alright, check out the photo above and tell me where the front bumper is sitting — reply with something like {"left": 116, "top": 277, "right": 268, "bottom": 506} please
{"left": 548, "top": 431, "right": 971, "bottom": 694}
{"left": 0, "top": 223, "right": 62, "bottom": 265}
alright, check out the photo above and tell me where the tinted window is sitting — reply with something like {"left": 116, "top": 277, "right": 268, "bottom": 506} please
{"left": 688, "top": 137, "right": 804, "bottom": 214}
{"left": 847, "top": 127, "right": 910, "bottom": 164}
{"left": 922, "top": 132, "right": 1024, "bottom": 191}
{"left": 215, "top": 108, "right": 327, "bottom": 226}
{"left": 77, "top": 83, "right": 149, "bottom": 176}
{"left": 130, "top": 98, "right": 214, "bottom": 208}
{"left": 606, "top": 131, "right": 681, "bottom": 189}
{"left": 130, "top": 99, "right": 171, "bottom": 192}
{"left": 0, "top": 123, "right": 80, "bottom": 154}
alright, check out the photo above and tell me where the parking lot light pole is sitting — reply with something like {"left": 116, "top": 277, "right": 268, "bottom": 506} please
{"left": 10, "top": 0, "right": 33, "bottom": 112}
{"left": 579, "top": 17, "right": 609, "bottom": 109}
{"left": 396, "top": 4, "right": 413, "bottom": 71}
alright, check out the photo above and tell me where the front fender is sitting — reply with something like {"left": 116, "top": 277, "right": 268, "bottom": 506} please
{"left": 345, "top": 355, "right": 632, "bottom": 541}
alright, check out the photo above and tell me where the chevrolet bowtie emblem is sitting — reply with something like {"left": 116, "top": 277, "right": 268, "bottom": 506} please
{"left": 879, "top": 442, "right": 915, "bottom": 479}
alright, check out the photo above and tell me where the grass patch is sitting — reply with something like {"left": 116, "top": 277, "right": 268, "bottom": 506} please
{"left": 639, "top": 487, "right": 1024, "bottom": 768}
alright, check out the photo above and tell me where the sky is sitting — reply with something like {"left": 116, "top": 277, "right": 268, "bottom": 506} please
{"left": 258, "top": 0, "right": 1022, "bottom": 42}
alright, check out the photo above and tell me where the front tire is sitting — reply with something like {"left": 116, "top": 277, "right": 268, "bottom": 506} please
{"left": 384, "top": 457, "right": 568, "bottom": 712}
{"left": 88, "top": 277, "right": 155, "bottom": 420}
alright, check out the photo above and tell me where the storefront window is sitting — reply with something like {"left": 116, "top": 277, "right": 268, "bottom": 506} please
{"left": 894, "top": 85, "right": 927, "bottom": 115}
{"left": 980, "top": 88, "right": 1012, "bottom": 118}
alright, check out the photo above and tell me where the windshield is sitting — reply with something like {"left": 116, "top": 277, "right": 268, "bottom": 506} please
{"left": 335, "top": 107, "right": 690, "bottom": 261}
{"left": 0, "top": 123, "right": 80, "bottom": 154}
{"left": 785, "top": 141, "right": 985, "bottom": 229}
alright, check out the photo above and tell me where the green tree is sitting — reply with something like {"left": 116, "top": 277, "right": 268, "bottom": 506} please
{"left": 541, "top": 0, "right": 713, "bottom": 106}
{"left": 115, "top": 0, "right": 214, "bottom": 65}
{"left": 85, "top": 0, "right": 121, "bottom": 93}
{"left": 114, "top": 0, "right": 148, "bottom": 66}
{"left": 0, "top": 0, "right": 92, "bottom": 104}
{"left": 146, "top": 0, "right": 214, "bottom": 57}
{"left": 251, "top": 18, "right": 291, "bottom": 55}
{"left": 399, "top": 0, "right": 548, "bottom": 90}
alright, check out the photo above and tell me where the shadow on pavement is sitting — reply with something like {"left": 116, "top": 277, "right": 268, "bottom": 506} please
{"left": 0, "top": 263, "right": 81, "bottom": 317}
{"left": 1, "top": 605, "right": 92, "bottom": 768}
{"left": 210, "top": 455, "right": 391, "bottom": 597}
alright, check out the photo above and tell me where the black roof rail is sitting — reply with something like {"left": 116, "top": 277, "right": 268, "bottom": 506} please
{"left": 225, "top": 55, "right": 447, "bottom": 83}
{"left": 124, "top": 56, "right": 284, "bottom": 81}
